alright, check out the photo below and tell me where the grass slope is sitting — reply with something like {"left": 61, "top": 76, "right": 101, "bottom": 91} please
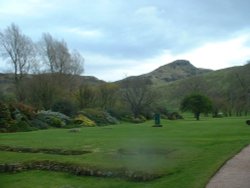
{"left": 0, "top": 116, "right": 250, "bottom": 188}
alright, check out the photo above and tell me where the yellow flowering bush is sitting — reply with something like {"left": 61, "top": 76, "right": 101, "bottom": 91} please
{"left": 73, "top": 115, "right": 96, "bottom": 127}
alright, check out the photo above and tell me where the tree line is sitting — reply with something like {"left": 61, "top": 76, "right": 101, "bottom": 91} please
{"left": 0, "top": 23, "right": 84, "bottom": 101}
{"left": 0, "top": 23, "right": 158, "bottom": 121}
{"left": 1, "top": 23, "right": 249, "bottom": 121}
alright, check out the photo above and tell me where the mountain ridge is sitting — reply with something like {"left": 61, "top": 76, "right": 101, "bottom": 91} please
{"left": 119, "top": 59, "right": 213, "bottom": 85}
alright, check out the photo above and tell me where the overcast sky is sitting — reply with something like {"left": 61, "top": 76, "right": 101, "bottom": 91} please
{"left": 1, "top": 0, "right": 250, "bottom": 81}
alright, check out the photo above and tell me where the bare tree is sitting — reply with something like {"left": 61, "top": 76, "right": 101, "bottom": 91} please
{"left": 40, "top": 33, "right": 84, "bottom": 75}
{"left": 234, "top": 62, "right": 250, "bottom": 115}
{"left": 0, "top": 23, "right": 35, "bottom": 101}
{"left": 121, "top": 78, "right": 155, "bottom": 118}
{"left": 70, "top": 50, "right": 84, "bottom": 75}
{"left": 25, "top": 73, "right": 59, "bottom": 109}
{"left": 36, "top": 33, "right": 84, "bottom": 106}
{"left": 97, "top": 83, "right": 118, "bottom": 110}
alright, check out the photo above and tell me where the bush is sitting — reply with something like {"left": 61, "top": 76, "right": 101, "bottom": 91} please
{"left": 0, "top": 102, "right": 39, "bottom": 132}
{"left": 10, "top": 103, "right": 36, "bottom": 120}
{"left": 9, "top": 120, "right": 34, "bottom": 132}
{"left": 73, "top": 115, "right": 96, "bottom": 127}
{"left": 37, "top": 110, "right": 70, "bottom": 128}
{"left": 52, "top": 99, "right": 77, "bottom": 116}
{"left": 79, "top": 108, "right": 119, "bottom": 126}
{"left": 122, "top": 115, "right": 146, "bottom": 124}
{"left": 213, "top": 112, "right": 224, "bottom": 118}
{"left": 246, "top": 120, "right": 250, "bottom": 125}
{"left": 49, "top": 116, "right": 64, "bottom": 127}
{"left": 167, "top": 112, "right": 183, "bottom": 120}
{"left": 30, "top": 119, "right": 49, "bottom": 129}
{"left": 107, "top": 105, "right": 129, "bottom": 120}
{"left": 0, "top": 101, "right": 13, "bottom": 130}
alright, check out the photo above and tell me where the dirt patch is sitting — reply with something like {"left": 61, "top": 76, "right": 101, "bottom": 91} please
{"left": 0, "top": 145, "right": 91, "bottom": 155}
{"left": 0, "top": 160, "right": 162, "bottom": 181}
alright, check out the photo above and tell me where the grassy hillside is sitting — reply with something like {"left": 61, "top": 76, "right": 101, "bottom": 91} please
{"left": 0, "top": 116, "right": 250, "bottom": 188}
{"left": 157, "top": 64, "right": 250, "bottom": 111}
{"left": 1, "top": 61, "right": 249, "bottom": 114}
{"left": 119, "top": 60, "right": 212, "bottom": 86}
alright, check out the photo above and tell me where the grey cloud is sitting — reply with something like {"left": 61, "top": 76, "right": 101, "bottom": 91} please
{"left": 57, "top": 0, "right": 250, "bottom": 59}
{"left": 1, "top": 0, "right": 250, "bottom": 59}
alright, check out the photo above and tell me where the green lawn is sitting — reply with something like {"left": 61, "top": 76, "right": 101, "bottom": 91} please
{"left": 0, "top": 116, "right": 250, "bottom": 188}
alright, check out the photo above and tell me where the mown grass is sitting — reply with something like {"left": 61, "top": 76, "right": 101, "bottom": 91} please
{"left": 0, "top": 115, "right": 250, "bottom": 188}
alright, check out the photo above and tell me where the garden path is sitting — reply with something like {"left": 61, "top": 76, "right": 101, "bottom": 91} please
{"left": 206, "top": 144, "right": 250, "bottom": 188}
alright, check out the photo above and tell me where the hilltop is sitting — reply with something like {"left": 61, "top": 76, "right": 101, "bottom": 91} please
{"left": 119, "top": 60, "right": 212, "bottom": 85}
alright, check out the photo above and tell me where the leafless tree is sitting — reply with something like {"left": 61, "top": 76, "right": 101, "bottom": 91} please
{"left": 97, "top": 83, "right": 118, "bottom": 110}
{"left": 40, "top": 33, "right": 84, "bottom": 75}
{"left": 70, "top": 50, "right": 84, "bottom": 75}
{"left": 234, "top": 62, "right": 250, "bottom": 115}
{"left": 121, "top": 78, "right": 155, "bottom": 118}
{"left": 0, "top": 23, "right": 36, "bottom": 101}
{"left": 0, "top": 23, "right": 35, "bottom": 82}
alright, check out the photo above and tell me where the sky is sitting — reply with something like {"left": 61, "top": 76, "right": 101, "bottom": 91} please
{"left": 0, "top": 0, "right": 250, "bottom": 81}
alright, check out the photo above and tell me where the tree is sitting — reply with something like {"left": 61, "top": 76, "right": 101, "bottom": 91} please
{"left": 234, "top": 62, "right": 250, "bottom": 115}
{"left": 180, "top": 94, "right": 212, "bottom": 120}
{"left": 121, "top": 78, "right": 155, "bottom": 118}
{"left": 25, "top": 73, "right": 59, "bottom": 109}
{"left": 75, "top": 84, "right": 97, "bottom": 109}
{"left": 0, "top": 23, "right": 36, "bottom": 101}
{"left": 35, "top": 33, "right": 84, "bottom": 108}
{"left": 40, "top": 33, "right": 84, "bottom": 75}
{"left": 97, "top": 83, "right": 118, "bottom": 110}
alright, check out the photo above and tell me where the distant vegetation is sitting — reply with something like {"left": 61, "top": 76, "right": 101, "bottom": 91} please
{"left": 0, "top": 23, "right": 250, "bottom": 132}
{"left": 180, "top": 94, "right": 212, "bottom": 120}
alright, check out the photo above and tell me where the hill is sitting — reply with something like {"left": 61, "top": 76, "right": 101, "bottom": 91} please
{"left": 157, "top": 63, "right": 250, "bottom": 111}
{"left": 119, "top": 60, "right": 212, "bottom": 85}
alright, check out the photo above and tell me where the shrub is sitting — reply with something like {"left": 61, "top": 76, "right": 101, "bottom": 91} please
{"left": 0, "top": 101, "right": 12, "bottom": 130}
{"left": 79, "top": 108, "right": 119, "bottom": 126}
{"left": 213, "top": 112, "right": 224, "bottom": 118}
{"left": 9, "top": 120, "right": 34, "bottom": 132}
{"left": 107, "top": 105, "right": 129, "bottom": 120}
{"left": 37, "top": 110, "right": 70, "bottom": 128}
{"left": 52, "top": 99, "right": 77, "bottom": 116}
{"left": 10, "top": 103, "right": 36, "bottom": 120}
{"left": 52, "top": 117, "right": 64, "bottom": 127}
{"left": 122, "top": 115, "right": 146, "bottom": 124}
{"left": 73, "top": 115, "right": 96, "bottom": 127}
{"left": 246, "top": 120, "right": 250, "bottom": 125}
{"left": 30, "top": 119, "right": 49, "bottom": 129}
{"left": 0, "top": 102, "right": 40, "bottom": 132}
{"left": 38, "top": 111, "right": 70, "bottom": 123}
{"left": 167, "top": 112, "right": 183, "bottom": 120}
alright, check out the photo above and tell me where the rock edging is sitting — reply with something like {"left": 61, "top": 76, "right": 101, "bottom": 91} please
{"left": 0, "top": 160, "right": 162, "bottom": 182}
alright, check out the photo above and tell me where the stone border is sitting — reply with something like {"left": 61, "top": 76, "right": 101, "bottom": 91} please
{"left": 0, "top": 145, "right": 91, "bottom": 155}
{"left": 0, "top": 160, "right": 162, "bottom": 182}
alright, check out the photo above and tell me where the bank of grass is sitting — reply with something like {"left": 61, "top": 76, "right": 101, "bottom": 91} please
{"left": 0, "top": 115, "right": 250, "bottom": 188}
